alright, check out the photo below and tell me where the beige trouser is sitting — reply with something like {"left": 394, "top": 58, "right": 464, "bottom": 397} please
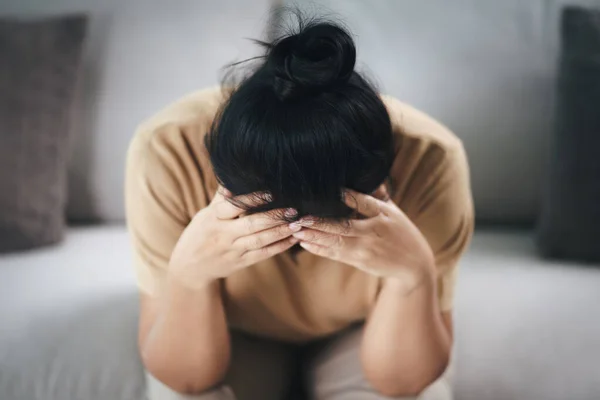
{"left": 146, "top": 325, "right": 454, "bottom": 400}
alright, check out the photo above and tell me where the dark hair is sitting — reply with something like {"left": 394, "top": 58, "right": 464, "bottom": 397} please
{"left": 205, "top": 14, "right": 394, "bottom": 224}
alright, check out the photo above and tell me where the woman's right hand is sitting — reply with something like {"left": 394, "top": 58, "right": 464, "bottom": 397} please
{"left": 168, "top": 186, "right": 300, "bottom": 289}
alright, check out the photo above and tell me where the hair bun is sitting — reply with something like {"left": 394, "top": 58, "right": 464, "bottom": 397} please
{"left": 268, "top": 22, "right": 356, "bottom": 100}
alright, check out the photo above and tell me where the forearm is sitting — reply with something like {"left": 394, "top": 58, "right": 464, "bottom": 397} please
{"left": 142, "top": 275, "right": 230, "bottom": 394}
{"left": 361, "top": 270, "right": 452, "bottom": 397}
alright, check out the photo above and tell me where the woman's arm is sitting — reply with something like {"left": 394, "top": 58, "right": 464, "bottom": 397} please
{"left": 293, "top": 147, "right": 472, "bottom": 397}
{"left": 361, "top": 269, "right": 452, "bottom": 397}
{"left": 139, "top": 277, "right": 230, "bottom": 394}
{"left": 137, "top": 189, "right": 300, "bottom": 394}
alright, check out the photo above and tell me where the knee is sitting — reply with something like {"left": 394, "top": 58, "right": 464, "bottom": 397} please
{"left": 364, "top": 355, "right": 450, "bottom": 397}
{"left": 146, "top": 369, "right": 232, "bottom": 399}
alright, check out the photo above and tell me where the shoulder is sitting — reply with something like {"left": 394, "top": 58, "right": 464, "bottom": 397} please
{"left": 127, "top": 86, "right": 228, "bottom": 180}
{"left": 381, "top": 94, "right": 464, "bottom": 155}
{"left": 381, "top": 95, "right": 471, "bottom": 213}
{"left": 381, "top": 94, "right": 468, "bottom": 182}
{"left": 126, "top": 87, "right": 225, "bottom": 205}
{"left": 130, "top": 86, "right": 227, "bottom": 156}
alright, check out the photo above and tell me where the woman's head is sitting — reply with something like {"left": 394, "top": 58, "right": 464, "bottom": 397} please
{"left": 205, "top": 15, "right": 394, "bottom": 222}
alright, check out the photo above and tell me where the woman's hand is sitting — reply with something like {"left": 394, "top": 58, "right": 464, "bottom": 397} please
{"left": 169, "top": 186, "right": 301, "bottom": 289}
{"left": 292, "top": 186, "right": 436, "bottom": 291}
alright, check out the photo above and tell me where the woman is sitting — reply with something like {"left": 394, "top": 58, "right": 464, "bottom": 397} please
{"left": 126, "top": 16, "right": 473, "bottom": 400}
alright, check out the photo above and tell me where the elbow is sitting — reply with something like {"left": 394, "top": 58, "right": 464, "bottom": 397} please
{"left": 364, "top": 352, "right": 450, "bottom": 397}
{"left": 141, "top": 347, "right": 228, "bottom": 395}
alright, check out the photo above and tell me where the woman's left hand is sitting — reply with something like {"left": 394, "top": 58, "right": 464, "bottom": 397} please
{"left": 291, "top": 186, "right": 436, "bottom": 291}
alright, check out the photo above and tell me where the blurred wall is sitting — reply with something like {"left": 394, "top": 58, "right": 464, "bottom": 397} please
{"left": 282, "top": 0, "right": 600, "bottom": 224}
{"left": 1, "top": 0, "right": 599, "bottom": 223}
{"left": 0, "top": 0, "right": 273, "bottom": 222}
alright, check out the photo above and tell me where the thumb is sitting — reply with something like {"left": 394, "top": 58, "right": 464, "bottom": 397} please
{"left": 211, "top": 185, "right": 232, "bottom": 203}
{"left": 372, "top": 184, "right": 391, "bottom": 202}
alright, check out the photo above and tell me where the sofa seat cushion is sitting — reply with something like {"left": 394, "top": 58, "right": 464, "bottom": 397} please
{"left": 0, "top": 227, "right": 599, "bottom": 400}
{"left": 454, "top": 229, "right": 600, "bottom": 400}
{"left": 0, "top": 226, "right": 143, "bottom": 400}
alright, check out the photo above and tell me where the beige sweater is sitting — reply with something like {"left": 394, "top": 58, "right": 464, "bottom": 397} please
{"left": 125, "top": 87, "right": 474, "bottom": 342}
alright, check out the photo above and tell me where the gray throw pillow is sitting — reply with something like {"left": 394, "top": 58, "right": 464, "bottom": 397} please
{"left": 537, "top": 7, "right": 600, "bottom": 262}
{"left": 0, "top": 15, "right": 87, "bottom": 252}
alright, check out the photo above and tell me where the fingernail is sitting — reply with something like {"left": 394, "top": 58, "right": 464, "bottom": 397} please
{"left": 284, "top": 208, "right": 297, "bottom": 218}
{"left": 264, "top": 192, "right": 273, "bottom": 202}
{"left": 299, "top": 218, "right": 314, "bottom": 226}
{"left": 289, "top": 222, "right": 301, "bottom": 232}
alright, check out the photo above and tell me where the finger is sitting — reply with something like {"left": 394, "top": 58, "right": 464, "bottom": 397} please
{"left": 213, "top": 189, "right": 272, "bottom": 220}
{"left": 234, "top": 208, "right": 297, "bottom": 235}
{"left": 292, "top": 229, "right": 344, "bottom": 248}
{"left": 231, "top": 190, "right": 272, "bottom": 207}
{"left": 210, "top": 186, "right": 243, "bottom": 220}
{"left": 298, "top": 241, "right": 337, "bottom": 260}
{"left": 243, "top": 236, "right": 299, "bottom": 264}
{"left": 213, "top": 197, "right": 246, "bottom": 220}
{"left": 210, "top": 185, "right": 231, "bottom": 204}
{"left": 235, "top": 219, "right": 301, "bottom": 250}
{"left": 371, "top": 184, "right": 391, "bottom": 202}
{"left": 294, "top": 218, "right": 363, "bottom": 237}
{"left": 220, "top": 186, "right": 232, "bottom": 198}
{"left": 343, "top": 189, "right": 383, "bottom": 218}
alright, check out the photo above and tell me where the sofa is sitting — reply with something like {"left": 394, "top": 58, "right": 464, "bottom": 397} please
{"left": 1, "top": 1, "right": 599, "bottom": 400}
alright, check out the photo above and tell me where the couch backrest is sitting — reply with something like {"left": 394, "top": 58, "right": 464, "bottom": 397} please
{"left": 291, "top": 0, "right": 599, "bottom": 224}
{"left": 0, "top": 0, "right": 273, "bottom": 222}
{"left": 1, "top": 0, "right": 597, "bottom": 223}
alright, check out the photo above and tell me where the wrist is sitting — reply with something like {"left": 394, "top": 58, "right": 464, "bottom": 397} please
{"left": 384, "top": 261, "right": 436, "bottom": 296}
{"left": 164, "top": 271, "right": 220, "bottom": 298}
{"left": 167, "top": 259, "right": 220, "bottom": 289}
